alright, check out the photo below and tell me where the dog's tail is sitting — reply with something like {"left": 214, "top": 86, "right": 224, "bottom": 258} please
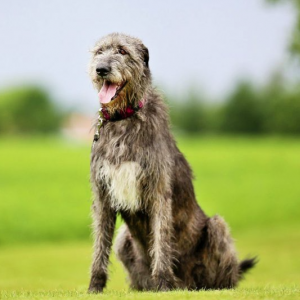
{"left": 239, "top": 257, "right": 258, "bottom": 278}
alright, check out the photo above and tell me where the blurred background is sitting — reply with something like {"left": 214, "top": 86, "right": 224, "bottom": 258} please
{"left": 0, "top": 0, "right": 299, "bottom": 295}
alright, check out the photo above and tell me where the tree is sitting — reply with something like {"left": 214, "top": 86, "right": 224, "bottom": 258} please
{"left": 261, "top": 72, "right": 300, "bottom": 133}
{"left": 0, "top": 86, "right": 62, "bottom": 134}
{"left": 221, "top": 81, "right": 263, "bottom": 133}
{"left": 168, "top": 90, "right": 208, "bottom": 133}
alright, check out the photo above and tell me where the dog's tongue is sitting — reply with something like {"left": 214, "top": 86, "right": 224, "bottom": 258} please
{"left": 98, "top": 81, "right": 118, "bottom": 104}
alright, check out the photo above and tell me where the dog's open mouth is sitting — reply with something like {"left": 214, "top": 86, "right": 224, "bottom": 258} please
{"left": 98, "top": 80, "right": 127, "bottom": 104}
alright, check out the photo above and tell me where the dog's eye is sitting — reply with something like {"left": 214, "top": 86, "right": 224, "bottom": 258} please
{"left": 118, "top": 48, "right": 127, "bottom": 55}
{"left": 96, "top": 49, "right": 103, "bottom": 55}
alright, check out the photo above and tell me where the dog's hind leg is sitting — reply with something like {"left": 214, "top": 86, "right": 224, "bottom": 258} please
{"left": 205, "top": 215, "right": 240, "bottom": 288}
{"left": 114, "top": 224, "right": 153, "bottom": 291}
{"left": 193, "top": 215, "right": 240, "bottom": 289}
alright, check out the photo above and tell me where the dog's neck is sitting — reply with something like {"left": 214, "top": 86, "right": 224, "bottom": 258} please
{"left": 93, "top": 100, "right": 144, "bottom": 142}
{"left": 101, "top": 100, "right": 144, "bottom": 121}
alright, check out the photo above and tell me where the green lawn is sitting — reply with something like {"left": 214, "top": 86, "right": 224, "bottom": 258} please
{"left": 0, "top": 136, "right": 299, "bottom": 299}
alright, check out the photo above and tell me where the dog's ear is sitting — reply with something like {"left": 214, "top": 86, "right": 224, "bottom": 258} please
{"left": 141, "top": 45, "right": 149, "bottom": 68}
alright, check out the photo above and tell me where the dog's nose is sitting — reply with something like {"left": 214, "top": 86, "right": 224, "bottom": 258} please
{"left": 96, "top": 65, "right": 111, "bottom": 77}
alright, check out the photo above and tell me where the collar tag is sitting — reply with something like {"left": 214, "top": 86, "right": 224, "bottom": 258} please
{"left": 93, "top": 107, "right": 104, "bottom": 142}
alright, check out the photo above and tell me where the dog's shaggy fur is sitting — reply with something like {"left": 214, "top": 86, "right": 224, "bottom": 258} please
{"left": 88, "top": 33, "right": 256, "bottom": 293}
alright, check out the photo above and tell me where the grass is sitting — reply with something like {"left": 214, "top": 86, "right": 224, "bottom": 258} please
{"left": 0, "top": 236, "right": 299, "bottom": 299}
{"left": 0, "top": 135, "right": 299, "bottom": 299}
{"left": 0, "top": 238, "right": 299, "bottom": 299}
{"left": 0, "top": 137, "right": 91, "bottom": 244}
{"left": 1, "top": 287, "right": 299, "bottom": 300}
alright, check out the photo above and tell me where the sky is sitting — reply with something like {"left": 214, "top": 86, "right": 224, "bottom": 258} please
{"left": 0, "top": 0, "right": 294, "bottom": 113}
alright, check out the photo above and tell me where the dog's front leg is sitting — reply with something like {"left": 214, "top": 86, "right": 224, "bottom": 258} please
{"left": 88, "top": 187, "right": 116, "bottom": 293}
{"left": 150, "top": 193, "right": 176, "bottom": 291}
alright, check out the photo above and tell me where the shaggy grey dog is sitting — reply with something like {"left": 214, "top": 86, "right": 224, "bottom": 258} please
{"left": 88, "top": 33, "right": 256, "bottom": 293}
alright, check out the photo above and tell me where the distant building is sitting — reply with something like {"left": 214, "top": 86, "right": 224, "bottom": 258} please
{"left": 62, "top": 113, "right": 95, "bottom": 142}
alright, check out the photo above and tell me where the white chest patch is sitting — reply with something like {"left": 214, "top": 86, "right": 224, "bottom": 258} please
{"left": 97, "top": 160, "right": 142, "bottom": 212}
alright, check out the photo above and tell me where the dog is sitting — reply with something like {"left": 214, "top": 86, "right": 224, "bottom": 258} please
{"left": 88, "top": 33, "right": 256, "bottom": 293}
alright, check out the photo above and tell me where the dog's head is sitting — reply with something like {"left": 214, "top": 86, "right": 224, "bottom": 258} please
{"left": 89, "top": 33, "right": 151, "bottom": 112}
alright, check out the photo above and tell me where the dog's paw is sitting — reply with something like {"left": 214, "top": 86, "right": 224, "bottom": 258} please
{"left": 88, "top": 275, "right": 106, "bottom": 294}
{"left": 154, "top": 275, "right": 175, "bottom": 291}
{"left": 88, "top": 285, "right": 104, "bottom": 294}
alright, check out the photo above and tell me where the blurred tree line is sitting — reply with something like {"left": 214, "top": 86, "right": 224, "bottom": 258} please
{"left": 0, "top": 73, "right": 299, "bottom": 136}
{"left": 168, "top": 73, "right": 300, "bottom": 135}
{"left": 0, "top": 86, "right": 62, "bottom": 134}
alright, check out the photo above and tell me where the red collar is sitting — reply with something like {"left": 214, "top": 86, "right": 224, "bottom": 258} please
{"left": 93, "top": 100, "right": 144, "bottom": 142}
{"left": 101, "top": 100, "right": 144, "bottom": 121}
